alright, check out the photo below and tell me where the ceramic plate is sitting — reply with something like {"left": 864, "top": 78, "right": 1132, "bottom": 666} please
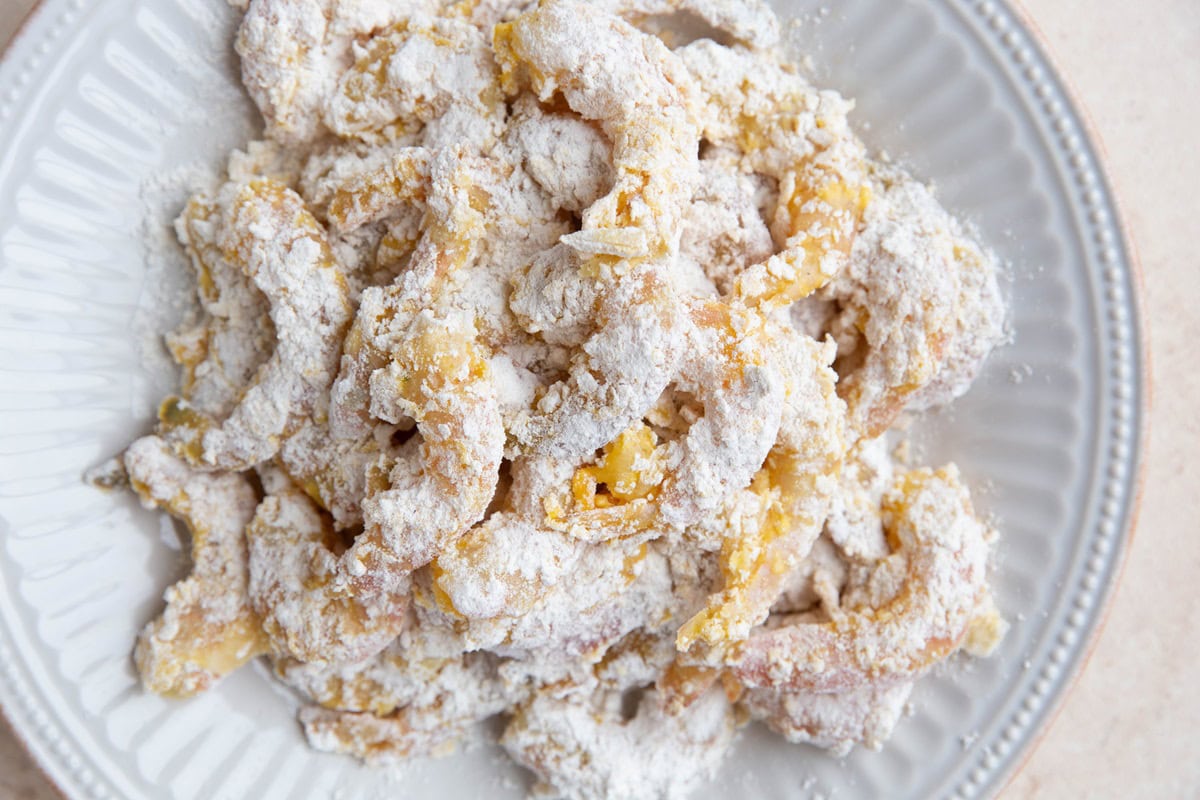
{"left": 0, "top": 1, "right": 1145, "bottom": 798}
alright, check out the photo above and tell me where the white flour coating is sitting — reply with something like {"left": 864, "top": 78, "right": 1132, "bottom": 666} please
{"left": 741, "top": 680, "right": 914, "bottom": 756}
{"left": 820, "top": 162, "right": 1008, "bottom": 440}
{"left": 112, "top": 0, "right": 1012, "bottom": 797}
{"left": 503, "top": 686, "right": 738, "bottom": 800}
{"left": 123, "top": 435, "right": 266, "bottom": 697}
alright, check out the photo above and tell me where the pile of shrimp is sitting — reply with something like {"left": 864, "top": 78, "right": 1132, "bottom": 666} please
{"left": 106, "top": 0, "right": 1009, "bottom": 796}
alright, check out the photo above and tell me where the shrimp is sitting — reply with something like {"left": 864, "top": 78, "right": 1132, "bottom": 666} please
{"left": 729, "top": 466, "right": 997, "bottom": 693}
{"left": 159, "top": 180, "right": 353, "bottom": 471}
{"left": 271, "top": 604, "right": 515, "bottom": 764}
{"left": 275, "top": 420, "right": 385, "bottom": 530}
{"left": 246, "top": 158, "right": 498, "bottom": 663}
{"left": 655, "top": 298, "right": 784, "bottom": 527}
{"left": 249, "top": 310, "right": 504, "bottom": 664}
{"left": 165, "top": 195, "right": 274, "bottom": 421}
{"left": 677, "top": 324, "right": 846, "bottom": 652}
{"left": 595, "top": 0, "right": 779, "bottom": 49}
{"left": 820, "top": 165, "right": 1006, "bottom": 439}
{"left": 495, "top": 0, "right": 703, "bottom": 459}
{"left": 324, "top": 146, "right": 437, "bottom": 233}
{"left": 507, "top": 292, "right": 783, "bottom": 538}
{"left": 296, "top": 650, "right": 511, "bottom": 762}
{"left": 429, "top": 507, "right": 672, "bottom": 660}
{"left": 247, "top": 469, "right": 408, "bottom": 665}
{"left": 271, "top": 615, "right": 478, "bottom": 713}
{"left": 502, "top": 683, "right": 737, "bottom": 800}
{"left": 504, "top": 96, "right": 616, "bottom": 216}
{"left": 739, "top": 680, "right": 914, "bottom": 756}
{"left": 327, "top": 149, "right": 488, "bottom": 441}
{"left": 323, "top": 11, "right": 504, "bottom": 149}
{"left": 237, "top": 0, "right": 438, "bottom": 146}
{"left": 509, "top": 258, "right": 686, "bottom": 461}
{"left": 679, "top": 40, "right": 869, "bottom": 312}
{"left": 677, "top": 161, "right": 776, "bottom": 296}
{"left": 495, "top": 0, "right": 700, "bottom": 253}
{"left": 123, "top": 436, "right": 267, "bottom": 697}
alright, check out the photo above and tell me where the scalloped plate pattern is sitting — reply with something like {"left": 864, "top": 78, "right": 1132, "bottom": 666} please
{"left": 0, "top": 1, "right": 1145, "bottom": 798}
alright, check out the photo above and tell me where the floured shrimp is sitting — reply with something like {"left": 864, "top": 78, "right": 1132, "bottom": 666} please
{"left": 462, "top": 0, "right": 538, "bottom": 30}
{"left": 677, "top": 324, "right": 845, "bottom": 652}
{"left": 496, "top": 0, "right": 701, "bottom": 458}
{"left": 505, "top": 96, "right": 615, "bottom": 216}
{"left": 596, "top": 0, "right": 779, "bottom": 49}
{"left": 503, "top": 294, "right": 783, "bottom": 542}
{"left": 165, "top": 196, "right": 274, "bottom": 420}
{"left": 271, "top": 617, "right": 475, "bottom": 713}
{"left": 237, "top": 0, "right": 438, "bottom": 145}
{"left": 503, "top": 684, "right": 737, "bottom": 800}
{"left": 247, "top": 159, "right": 497, "bottom": 663}
{"left": 740, "top": 680, "right": 914, "bottom": 756}
{"left": 298, "top": 651, "right": 511, "bottom": 762}
{"left": 502, "top": 303, "right": 781, "bottom": 541}
{"left": 247, "top": 467, "right": 409, "bottom": 664}
{"left": 323, "top": 146, "right": 436, "bottom": 234}
{"left": 272, "top": 612, "right": 514, "bottom": 761}
{"left": 817, "top": 166, "right": 1004, "bottom": 439}
{"left": 496, "top": 0, "right": 700, "bottom": 253}
{"left": 251, "top": 311, "right": 504, "bottom": 664}
{"left": 906, "top": 231, "right": 1006, "bottom": 410}
{"left": 274, "top": 419, "right": 387, "bottom": 529}
{"left": 730, "top": 466, "right": 999, "bottom": 693}
{"left": 124, "top": 436, "right": 267, "bottom": 697}
{"left": 511, "top": 258, "right": 685, "bottom": 461}
{"left": 159, "top": 180, "right": 353, "bottom": 471}
{"left": 324, "top": 11, "right": 504, "bottom": 149}
{"left": 678, "top": 161, "right": 775, "bottom": 296}
{"left": 327, "top": 149, "right": 487, "bottom": 440}
{"left": 429, "top": 507, "right": 673, "bottom": 659}
{"left": 680, "top": 40, "right": 869, "bottom": 311}
{"left": 655, "top": 299, "right": 784, "bottom": 527}
{"left": 823, "top": 435, "right": 895, "bottom": 562}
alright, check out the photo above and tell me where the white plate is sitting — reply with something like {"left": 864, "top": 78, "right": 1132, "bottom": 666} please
{"left": 0, "top": 1, "right": 1145, "bottom": 798}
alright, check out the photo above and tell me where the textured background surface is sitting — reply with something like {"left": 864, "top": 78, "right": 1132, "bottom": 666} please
{"left": 0, "top": 0, "right": 1195, "bottom": 798}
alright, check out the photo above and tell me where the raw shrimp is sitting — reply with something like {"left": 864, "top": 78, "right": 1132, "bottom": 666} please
{"left": 504, "top": 96, "right": 616, "bottom": 216}
{"left": 237, "top": 0, "right": 437, "bottom": 145}
{"left": 297, "top": 650, "right": 511, "bottom": 762}
{"left": 509, "top": 258, "right": 685, "bottom": 461}
{"left": 677, "top": 161, "right": 776, "bottom": 296}
{"left": 496, "top": 0, "right": 702, "bottom": 458}
{"left": 677, "top": 323, "right": 845, "bottom": 652}
{"left": 511, "top": 236, "right": 784, "bottom": 531}
{"left": 165, "top": 195, "right": 273, "bottom": 420}
{"left": 495, "top": 0, "right": 700, "bottom": 253}
{"left": 249, "top": 310, "right": 504, "bottom": 664}
{"left": 247, "top": 469, "right": 408, "bottom": 665}
{"left": 655, "top": 298, "right": 784, "bottom": 527}
{"left": 821, "top": 165, "right": 1006, "bottom": 438}
{"left": 124, "top": 436, "right": 267, "bottom": 697}
{"left": 596, "top": 0, "right": 779, "bottom": 49}
{"left": 159, "top": 179, "right": 353, "bottom": 471}
{"left": 502, "top": 683, "right": 737, "bottom": 800}
{"left": 729, "top": 466, "right": 996, "bottom": 693}
{"left": 740, "top": 680, "right": 914, "bottom": 756}
{"left": 327, "top": 149, "right": 488, "bottom": 441}
{"left": 325, "top": 146, "right": 436, "bottom": 233}
{"left": 323, "top": 11, "right": 504, "bottom": 149}
{"left": 679, "top": 40, "right": 869, "bottom": 312}
{"left": 429, "top": 506, "right": 672, "bottom": 660}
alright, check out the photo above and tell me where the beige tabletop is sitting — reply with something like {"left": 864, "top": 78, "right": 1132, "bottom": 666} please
{"left": 1, "top": 0, "right": 1197, "bottom": 798}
